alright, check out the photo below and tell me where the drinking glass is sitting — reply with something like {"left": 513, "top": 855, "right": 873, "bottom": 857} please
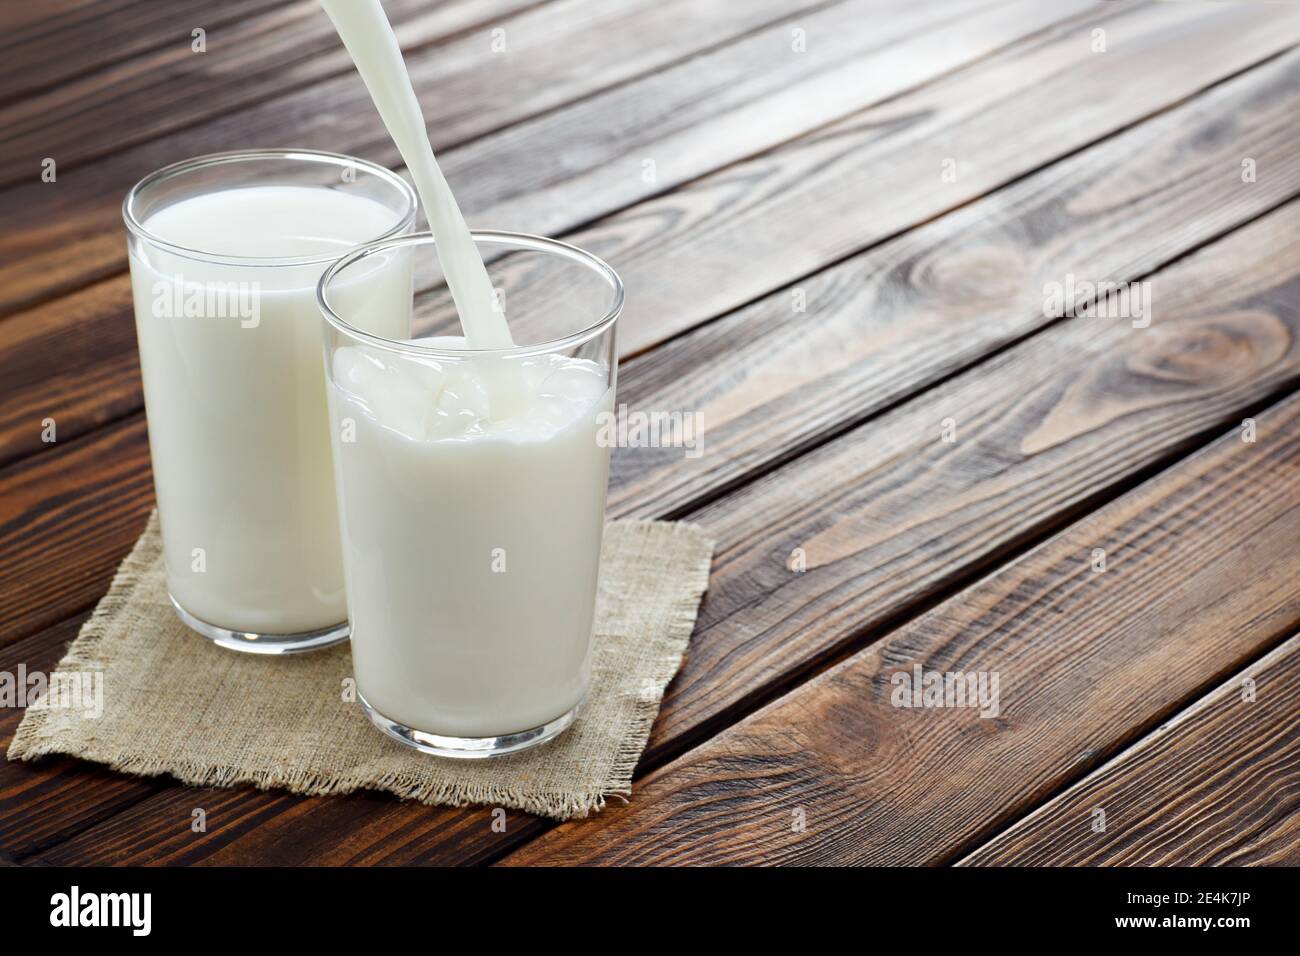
{"left": 319, "top": 231, "right": 622, "bottom": 756}
{"left": 124, "top": 149, "right": 417, "bottom": 653}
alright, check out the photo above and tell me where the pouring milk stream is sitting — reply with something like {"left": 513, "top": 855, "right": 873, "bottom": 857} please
{"left": 317, "top": 0, "right": 617, "bottom": 743}
{"left": 318, "top": 0, "right": 509, "bottom": 348}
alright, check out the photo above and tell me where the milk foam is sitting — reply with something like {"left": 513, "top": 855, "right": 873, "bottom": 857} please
{"left": 333, "top": 338, "right": 607, "bottom": 443}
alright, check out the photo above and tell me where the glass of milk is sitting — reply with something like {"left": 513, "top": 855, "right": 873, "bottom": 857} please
{"left": 124, "top": 149, "right": 417, "bottom": 654}
{"left": 319, "top": 232, "right": 623, "bottom": 757}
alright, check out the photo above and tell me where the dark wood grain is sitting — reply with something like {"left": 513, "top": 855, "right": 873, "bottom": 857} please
{"left": 4, "top": 0, "right": 1298, "bottom": 870}
{"left": 3, "top": 0, "right": 1290, "bottom": 471}
{"left": 0, "top": 0, "right": 102, "bottom": 40}
{"left": 438, "top": 0, "right": 1300, "bottom": 357}
{"left": 625, "top": 198, "right": 1300, "bottom": 760}
{"left": 0, "top": 0, "right": 540, "bottom": 187}
{"left": 0, "top": 0, "right": 286, "bottom": 103}
{"left": 0, "top": 416, "right": 153, "bottom": 648}
{"left": 0, "top": 0, "right": 1096, "bottom": 467}
{"left": 0, "top": 277, "right": 140, "bottom": 466}
{"left": 23, "top": 195, "right": 1300, "bottom": 866}
{"left": 959, "top": 635, "right": 1300, "bottom": 866}
{"left": 4, "top": 0, "right": 1282, "bottom": 326}
{"left": 501, "top": 391, "right": 1300, "bottom": 865}
{"left": 0, "top": 612, "right": 174, "bottom": 859}
{"left": 448, "top": 0, "right": 1077, "bottom": 238}
{"left": 607, "top": 45, "right": 1300, "bottom": 518}
{"left": 0, "top": 0, "right": 833, "bottom": 315}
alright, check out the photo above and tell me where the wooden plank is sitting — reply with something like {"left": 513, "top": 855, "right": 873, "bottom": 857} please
{"left": 0, "top": 0, "right": 288, "bottom": 105}
{"left": 0, "top": 278, "right": 140, "bottom": 466}
{"left": 446, "top": 0, "right": 1061, "bottom": 238}
{"left": 0, "top": 0, "right": 833, "bottom": 314}
{"left": 606, "top": 45, "right": 1300, "bottom": 518}
{"left": 0, "top": 0, "right": 102, "bottom": 41}
{"left": 10, "top": 46, "right": 1300, "bottom": 650}
{"left": 0, "top": 416, "right": 153, "bottom": 648}
{"left": 560, "top": 0, "right": 1300, "bottom": 357}
{"left": 408, "top": 0, "right": 1300, "bottom": 358}
{"left": 8, "top": 0, "right": 1278, "bottom": 328}
{"left": 959, "top": 635, "right": 1300, "bottom": 866}
{"left": 0, "top": 612, "right": 172, "bottom": 860}
{"left": 24, "top": 193, "right": 1300, "bottom": 866}
{"left": 500, "top": 392, "right": 1300, "bottom": 865}
{"left": 5, "top": 0, "right": 1294, "bottom": 868}
{"left": 3, "top": 0, "right": 1292, "bottom": 476}
{"left": 0, "top": 0, "right": 1096, "bottom": 467}
{"left": 617, "top": 197, "right": 1300, "bottom": 761}
{"left": 4, "top": 33, "right": 1299, "bottom": 858}
{"left": 0, "top": 0, "right": 540, "bottom": 186}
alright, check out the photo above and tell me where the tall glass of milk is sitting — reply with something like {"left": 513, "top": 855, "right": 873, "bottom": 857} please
{"left": 319, "top": 231, "right": 623, "bottom": 757}
{"left": 124, "top": 149, "right": 417, "bottom": 653}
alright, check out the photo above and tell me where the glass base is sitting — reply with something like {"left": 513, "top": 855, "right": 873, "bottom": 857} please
{"left": 358, "top": 691, "right": 582, "bottom": 759}
{"left": 169, "top": 595, "right": 349, "bottom": 655}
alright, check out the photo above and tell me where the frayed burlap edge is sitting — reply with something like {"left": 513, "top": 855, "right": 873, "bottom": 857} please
{"left": 586, "top": 519, "right": 714, "bottom": 808}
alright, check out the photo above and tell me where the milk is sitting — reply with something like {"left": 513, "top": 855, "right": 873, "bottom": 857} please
{"left": 318, "top": 0, "right": 509, "bottom": 349}
{"left": 317, "top": 0, "right": 618, "bottom": 743}
{"left": 327, "top": 342, "right": 613, "bottom": 737}
{"left": 130, "top": 184, "right": 412, "bottom": 636}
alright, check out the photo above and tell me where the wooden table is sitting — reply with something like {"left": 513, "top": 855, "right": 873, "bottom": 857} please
{"left": 2, "top": 0, "right": 1299, "bottom": 867}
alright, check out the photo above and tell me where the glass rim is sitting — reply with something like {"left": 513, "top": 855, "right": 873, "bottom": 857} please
{"left": 121, "top": 148, "right": 419, "bottom": 268}
{"left": 318, "top": 230, "right": 625, "bottom": 360}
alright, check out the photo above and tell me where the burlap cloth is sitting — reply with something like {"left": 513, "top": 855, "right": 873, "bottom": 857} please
{"left": 8, "top": 512, "right": 713, "bottom": 820}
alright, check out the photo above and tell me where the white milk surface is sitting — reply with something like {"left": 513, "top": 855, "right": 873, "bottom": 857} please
{"left": 131, "top": 185, "right": 411, "bottom": 633}
{"left": 329, "top": 341, "right": 613, "bottom": 737}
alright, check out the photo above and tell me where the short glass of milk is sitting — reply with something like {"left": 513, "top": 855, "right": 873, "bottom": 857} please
{"left": 319, "top": 231, "right": 623, "bottom": 757}
{"left": 124, "top": 150, "right": 417, "bottom": 654}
